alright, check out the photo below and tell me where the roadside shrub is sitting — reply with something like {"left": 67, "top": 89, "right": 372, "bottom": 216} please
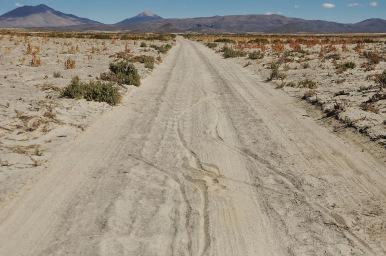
{"left": 64, "top": 58, "right": 76, "bottom": 69}
{"left": 298, "top": 79, "right": 317, "bottom": 89}
{"left": 214, "top": 38, "right": 236, "bottom": 44}
{"left": 140, "top": 42, "right": 147, "bottom": 47}
{"left": 267, "top": 62, "right": 283, "bottom": 81}
{"left": 363, "top": 51, "right": 381, "bottom": 64}
{"left": 336, "top": 61, "right": 356, "bottom": 73}
{"left": 222, "top": 47, "right": 247, "bottom": 58}
{"left": 325, "top": 53, "right": 340, "bottom": 61}
{"left": 326, "top": 101, "right": 346, "bottom": 117}
{"left": 375, "top": 70, "right": 386, "bottom": 88}
{"left": 30, "top": 53, "right": 41, "bottom": 67}
{"left": 342, "top": 62, "right": 356, "bottom": 69}
{"left": 106, "top": 60, "right": 141, "bottom": 86}
{"left": 302, "top": 90, "right": 316, "bottom": 100}
{"left": 248, "top": 51, "right": 264, "bottom": 60}
{"left": 53, "top": 71, "right": 62, "bottom": 78}
{"left": 302, "top": 62, "right": 310, "bottom": 69}
{"left": 130, "top": 55, "right": 155, "bottom": 69}
{"left": 62, "top": 77, "right": 121, "bottom": 105}
{"left": 151, "top": 44, "right": 172, "bottom": 54}
{"left": 205, "top": 42, "right": 218, "bottom": 49}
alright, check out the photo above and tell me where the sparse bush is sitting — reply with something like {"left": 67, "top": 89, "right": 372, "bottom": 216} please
{"left": 26, "top": 43, "right": 33, "bottom": 54}
{"left": 361, "top": 62, "right": 375, "bottom": 71}
{"left": 205, "top": 42, "right": 218, "bottom": 49}
{"left": 267, "top": 62, "right": 284, "bottom": 81}
{"left": 248, "top": 51, "right": 264, "bottom": 60}
{"left": 326, "top": 101, "right": 346, "bottom": 117}
{"left": 214, "top": 38, "right": 235, "bottom": 44}
{"left": 140, "top": 42, "right": 147, "bottom": 47}
{"left": 64, "top": 58, "right": 76, "bottom": 69}
{"left": 151, "top": 44, "right": 172, "bottom": 54}
{"left": 62, "top": 76, "right": 121, "bottom": 105}
{"left": 30, "top": 53, "right": 41, "bottom": 67}
{"left": 342, "top": 62, "right": 356, "bottom": 69}
{"left": 375, "top": 70, "right": 386, "bottom": 88}
{"left": 247, "top": 38, "right": 269, "bottom": 44}
{"left": 298, "top": 79, "right": 317, "bottom": 89}
{"left": 302, "top": 90, "right": 316, "bottom": 100}
{"left": 336, "top": 61, "right": 356, "bottom": 73}
{"left": 222, "top": 47, "right": 247, "bottom": 58}
{"left": 360, "top": 102, "right": 379, "bottom": 113}
{"left": 325, "top": 53, "right": 340, "bottom": 61}
{"left": 104, "top": 60, "right": 141, "bottom": 86}
{"left": 302, "top": 62, "right": 310, "bottom": 69}
{"left": 53, "top": 71, "right": 62, "bottom": 78}
{"left": 360, "top": 91, "right": 385, "bottom": 114}
{"left": 363, "top": 51, "right": 381, "bottom": 64}
{"left": 130, "top": 55, "right": 155, "bottom": 69}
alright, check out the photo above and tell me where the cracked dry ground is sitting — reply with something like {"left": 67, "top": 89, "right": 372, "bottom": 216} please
{"left": 0, "top": 37, "right": 385, "bottom": 256}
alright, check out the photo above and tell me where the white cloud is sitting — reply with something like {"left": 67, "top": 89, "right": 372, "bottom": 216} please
{"left": 294, "top": 4, "right": 300, "bottom": 9}
{"left": 322, "top": 3, "right": 336, "bottom": 9}
{"left": 15, "top": 2, "right": 23, "bottom": 7}
{"left": 348, "top": 3, "right": 360, "bottom": 7}
{"left": 369, "top": 1, "right": 378, "bottom": 7}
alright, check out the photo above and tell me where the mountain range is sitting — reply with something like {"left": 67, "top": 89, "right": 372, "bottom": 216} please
{"left": 1, "top": 4, "right": 386, "bottom": 33}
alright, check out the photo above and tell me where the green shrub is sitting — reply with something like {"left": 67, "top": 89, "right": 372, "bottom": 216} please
{"left": 375, "top": 70, "right": 386, "bottom": 88}
{"left": 214, "top": 38, "right": 236, "bottom": 44}
{"left": 222, "top": 47, "right": 247, "bottom": 58}
{"left": 62, "top": 77, "right": 121, "bottom": 105}
{"left": 150, "top": 44, "right": 172, "bottom": 54}
{"left": 108, "top": 60, "right": 141, "bottom": 86}
{"left": 53, "top": 71, "right": 62, "bottom": 78}
{"left": 363, "top": 51, "right": 381, "bottom": 64}
{"left": 248, "top": 51, "right": 264, "bottom": 60}
{"left": 130, "top": 55, "right": 155, "bottom": 69}
{"left": 205, "top": 42, "right": 218, "bottom": 49}
{"left": 267, "top": 62, "right": 283, "bottom": 81}
{"left": 297, "top": 79, "right": 317, "bottom": 89}
{"left": 342, "top": 62, "right": 356, "bottom": 69}
{"left": 337, "top": 61, "right": 356, "bottom": 73}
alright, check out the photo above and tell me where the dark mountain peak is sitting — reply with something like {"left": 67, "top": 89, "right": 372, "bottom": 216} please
{"left": 0, "top": 4, "right": 100, "bottom": 28}
{"left": 115, "top": 10, "right": 163, "bottom": 26}
{"left": 34, "top": 4, "right": 52, "bottom": 10}
{"left": 0, "top": 4, "right": 55, "bottom": 18}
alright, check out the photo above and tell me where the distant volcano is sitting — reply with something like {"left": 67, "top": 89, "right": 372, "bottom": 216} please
{"left": 115, "top": 11, "right": 163, "bottom": 27}
{"left": 0, "top": 4, "right": 100, "bottom": 28}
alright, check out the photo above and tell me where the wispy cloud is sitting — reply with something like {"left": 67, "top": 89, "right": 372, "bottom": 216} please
{"left": 322, "top": 3, "right": 336, "bottom": 9}
{"left": 369, "top": 1, "right": 378, "bottom": 7}
{"left": 15, "top": 2, "right": 23, "bottom": 7}
{"left": 348, "top": 3, "right": 360, "bottom": 7}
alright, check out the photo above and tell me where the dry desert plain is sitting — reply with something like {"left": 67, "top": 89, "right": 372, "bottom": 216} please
{"left": 0, "top": 33, "right": 385, "bottom": 256}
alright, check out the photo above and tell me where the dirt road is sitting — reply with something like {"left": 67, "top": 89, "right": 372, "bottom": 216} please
{"left": 0, "top": 37, "right": 385, "bottom": 256}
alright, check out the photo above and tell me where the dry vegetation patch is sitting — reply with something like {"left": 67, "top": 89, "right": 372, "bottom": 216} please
{"left": 0, "top": 31, "right": 175, "bottom": 203}
{"left": 190, "top": 33, "right": 386, "bottom": 146}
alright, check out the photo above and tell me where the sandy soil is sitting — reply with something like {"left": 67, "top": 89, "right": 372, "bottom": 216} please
{"left": 0, "top": 37, "right": 385, "bottom": 256}
{"left": 0, "top": 34, "right": 173, "bottom": 205}
{"left": 200, "top": 37, "right": 386, "bottom": 147}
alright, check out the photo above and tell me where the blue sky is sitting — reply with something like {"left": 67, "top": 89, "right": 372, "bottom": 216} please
{"left": 0, "top": 0, "right": 384, "bottom": 23}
